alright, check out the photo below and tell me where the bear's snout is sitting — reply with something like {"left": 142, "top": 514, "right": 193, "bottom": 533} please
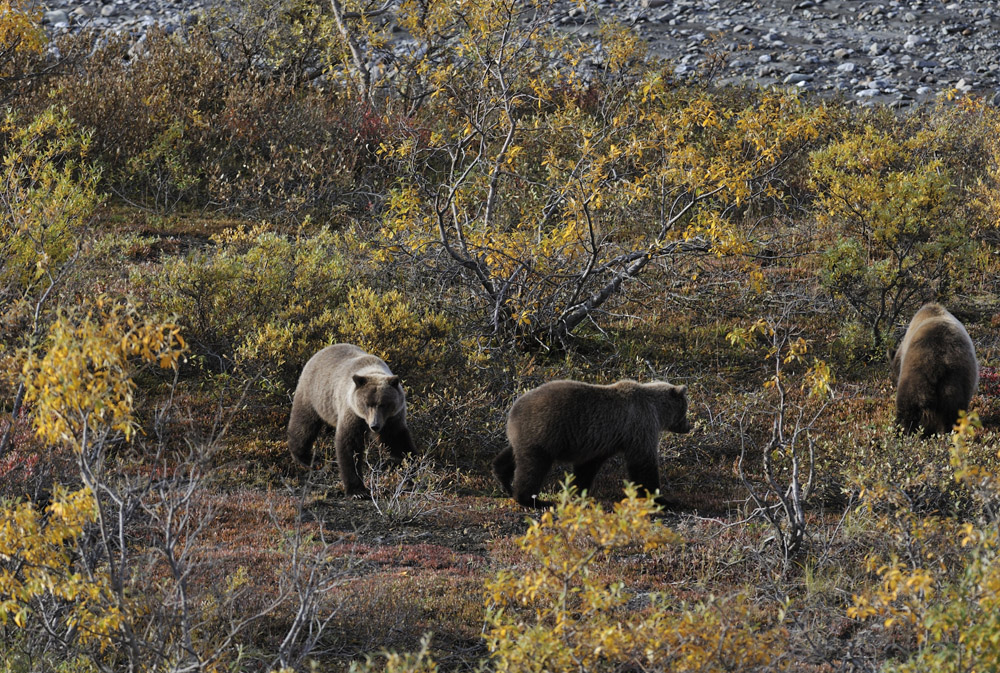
{"left": 367, "top": 410, "right": 385, "bottom": 433}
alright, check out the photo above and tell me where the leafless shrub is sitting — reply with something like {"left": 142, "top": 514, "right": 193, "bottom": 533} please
{"left": 366, "top": 455, "right": 449, "bottom": 523}
{"left": 731, "top": 303, "right": 833, "bottom": 568}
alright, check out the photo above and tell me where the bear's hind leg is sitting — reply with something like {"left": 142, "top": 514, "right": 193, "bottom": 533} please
{"left": 625, "top": 454, "right": 661, "bottom": 500}
{"left": 572, "top": 457, "right": 607, "bottom": 495}
{"left": 377, "top": 416, "right": 417, "bottom": 463}
{"left": 492, "top": 448, "right": 516, "bottom": 495}
{"left": 335, "top": 415, "right": 370, "bottom": 497}
{"left": 896, "top": 377, "right": 931, "bottom": 435}
{"left": 895, "top": 398, "right": 924, "bottom": 435}
{"left": 512, "top": 452, "right": 554, "bottom": 509}
{"left": 924, "top": 404, "right": 958, "bottom": 438}
{"left": 288, "top": 400, "right": 324, "bottom": 467}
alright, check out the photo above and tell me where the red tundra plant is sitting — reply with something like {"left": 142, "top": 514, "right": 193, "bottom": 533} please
{"left": 0, "top": 410, "right": 41, "bottom": 491}
{"left": 980, "top": 366, "right": 1000, "bottom": 398}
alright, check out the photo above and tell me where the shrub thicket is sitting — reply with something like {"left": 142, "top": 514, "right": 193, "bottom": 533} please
{"left": 3, "top": 0, "right": 1000, "bottom": 671}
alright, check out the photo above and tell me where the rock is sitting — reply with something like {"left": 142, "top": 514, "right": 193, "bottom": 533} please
{"left": 44, "top": 9, "right": 69, "bottom": 25}
{"left": 783, "top": 72, "right": 813, "bottom": 84}
{"left": 31, "top": 0, "right": 1000, "bottom": 110}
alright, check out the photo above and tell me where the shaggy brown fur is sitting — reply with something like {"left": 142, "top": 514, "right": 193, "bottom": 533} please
{"left": 288, "top": 344, "right": 416, "bottom": 496}
{"left": 891, "top": 303, "right": 978, "bottom": 437}
{"left": 493, "top": 379, "right": 691, "bottom": 508}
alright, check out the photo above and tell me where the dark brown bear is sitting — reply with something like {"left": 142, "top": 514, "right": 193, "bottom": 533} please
{"left": 493, "top": 379, "right": 691, "bottom": 508}
{"left": 891, "top": 303, "right": 978, "bottom": 437}
{"left": 288, "top": 343, "right": 416, "bottom": 496}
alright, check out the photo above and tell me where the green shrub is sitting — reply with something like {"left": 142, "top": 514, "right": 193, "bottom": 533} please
{"left": 809, "top": 122, "right": 972, "bottom": 351}
{"left": 141, "top": 224, "right": 348, "bottom": 384}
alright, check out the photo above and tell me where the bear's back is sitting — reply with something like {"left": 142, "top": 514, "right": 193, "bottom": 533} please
{"left": 898, "top": 309, "right": 978, "bottom": 399}
{"left": 297, "top": 344, "right": 393, "bottom": 417}
{"left": 507, "top": 380, "right": 656, "bottom": 461}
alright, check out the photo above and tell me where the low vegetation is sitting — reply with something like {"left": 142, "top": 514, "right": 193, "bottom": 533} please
{"left": 2, "top": 0, "right": 1000, "bottom": 671}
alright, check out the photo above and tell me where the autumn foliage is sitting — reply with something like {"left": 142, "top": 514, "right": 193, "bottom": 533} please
{"left": 3, "top": 0, "right": 1000, "bottom": 671}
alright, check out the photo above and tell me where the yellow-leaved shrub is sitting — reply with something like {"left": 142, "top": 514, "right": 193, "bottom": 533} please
{"left": 808, "top": 110, "right": 976, "bottom": 352}
{"left": 1, "top": 297, "right": 186, "bottom": 662}
{"left": 0, "top": 485, "right": 122, "bottom": 649}
{"left": 848, "top": 413, "right": 1000, "bottom": 672}
{"left": 22, "top": 298, "right": 185, "bottom": 448}
{"left": 332, "top": 286, "right": 451, "bottom": 377}
{"left": 484, "top": 484, "right": 789, "bottom": 672}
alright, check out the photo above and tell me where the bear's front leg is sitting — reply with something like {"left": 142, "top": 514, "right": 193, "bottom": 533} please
{"left": 335, "top": 415, "right": 370, "bottom": 497}
{"left": 377, "top": 416, "right": 417, "bottom": 463}
{"left": 512, "top": 453, "right": 554, "bottom": 509}
{"left": 491, "top": 447, "right": 516, "bottom": 495}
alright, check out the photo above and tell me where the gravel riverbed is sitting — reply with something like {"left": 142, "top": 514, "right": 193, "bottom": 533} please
{"left": 37, "top": 0, "right": 1000, "bottom": 108}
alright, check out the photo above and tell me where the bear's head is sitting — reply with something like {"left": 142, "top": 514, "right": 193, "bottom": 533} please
{"left": 351, "top": 374, "right": 406, "bottom": 433}
{"left": 651, "top": 383, "right": 691, "bottom": 434}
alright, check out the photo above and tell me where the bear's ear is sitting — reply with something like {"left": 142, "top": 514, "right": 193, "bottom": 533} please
{"left": 675, "top": 385, "right": 688, "bottom": 396}
{"left": 387, "top": 375, "right": 401, "bottom": 388}
{"left": 352, "top": 374, "right": 368, "bottom": 388}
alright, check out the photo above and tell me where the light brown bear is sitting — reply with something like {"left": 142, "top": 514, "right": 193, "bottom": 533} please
{"left": 288, "top": 343, "right": 416, "bottom": 496}
{"left": 890, "top": 303, "right": 978, "bottom": 437}
{"left": 493, "top": 379, "right": 691, "bottom": 508}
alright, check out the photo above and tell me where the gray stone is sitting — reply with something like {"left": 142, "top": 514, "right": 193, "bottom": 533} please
{"left": 32, "top": 0, "right": 1000, "bottom": 111}
{"left": 44, "top": 9, "right": 69, "bottom": 25}
{"left": 783, "top": 72, "right": 813, "bottom": 84}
